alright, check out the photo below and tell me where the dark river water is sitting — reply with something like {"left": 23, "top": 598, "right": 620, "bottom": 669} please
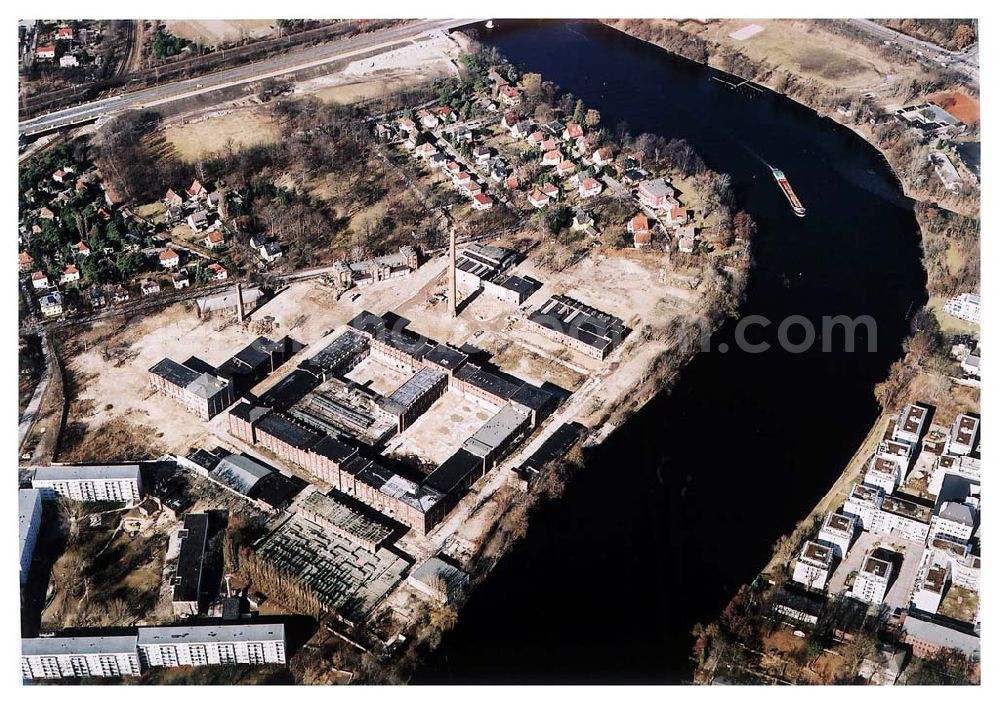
{"left": 415, "top": 20, "right": 927, "bottom": 684}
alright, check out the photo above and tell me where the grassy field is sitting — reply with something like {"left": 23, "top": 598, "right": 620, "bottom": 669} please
{"left": 699, "top": 19, "right": 922, "bottom": 93}
{"left": 164, "top": 19, "right": 277, "bottom": 46}
{"left": 164, "top": 109, "right": 281, "bottom": 161}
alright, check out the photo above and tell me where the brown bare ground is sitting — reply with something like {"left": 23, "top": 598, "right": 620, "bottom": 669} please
{"left": 927, "top": 91, "right": 980, "bottom": 126}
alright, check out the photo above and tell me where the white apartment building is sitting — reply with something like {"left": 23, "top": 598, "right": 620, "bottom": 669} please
{"left": 792, "top": 541, "right": 833, "bottom": 590}
{"left": 929, "top": 454, "right": 980, "bottom": 497}
{"left": 929, "top": 501, "right": 976, "bottom": 544}
{"left": 928, "top": 538, "right": 981, "bottom": 592}
{"left": 870, "top": 495, "right": 932, "bottom": 544}
{"left": 943, "top": 292, "right": 980, "bottom": 324}
{"left": 31, "top": 464, "right": 142, "bottom": 505}
{"left": 137, "top": 624, "right": 286, "bottom": 668}
{"left": 863, "top": 455, "right": 904, "bottom": 495}
{"left": 912, "top": 556, "right": 950, "bottom": 614}
{"left": 818, "top": 511, "right": 856, "bottom": 559}
{"left": 947, "top": 413, "right": 980, "bottom": 456}
{"left": 842, "top": 483, "right": 882, "bottom": 528}
{"left": 19, "top": 489, "right": 43, "bottom": 585}
{"left": 21, "top": 636, "right": 141, "bottom": 680}
{"left": 851, "top": 553, "right": 894, "bottom": 605}
{"left": 893, "top": 403, "right": 929, "bottom": 445}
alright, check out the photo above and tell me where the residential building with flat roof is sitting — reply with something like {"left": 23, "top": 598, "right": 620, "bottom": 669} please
{"left": 947, "top": 413, "right": 980, "bottom": 456}
{"left": 894, "top": 403, "right": 929, "bottom": 445}
{"left": 19, "top": 489, "right": 42, "bottom": 585}
{"left": 818, "top": 511, "right": 856, "bottom": 559}
{"left": 930, "top": 501, "right": 976, "bottom": 544}
{"left": 792, "top": 541, "right": 833, "bottom": 590}
{"left": 851, "top": 551, "right": 894, "bottom": 605}
{"left": 21, "top": 635, "right": 141, "bottom": 680}
{"left": 137, "top": 623, "right": 285, "bottom": 667}
{"left": 32, "top": 464, "right": 142, "bottom": 505}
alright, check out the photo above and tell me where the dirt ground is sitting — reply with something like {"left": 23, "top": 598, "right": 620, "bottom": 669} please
{"left": 62, "top": 261, "right": 448, "bottom": 457}
{"left": 698, "top": 19, "right": 924, "bottom": 94}
{"left": 293, "top": 33, "right": 458, "bottom": 105}
{"left": 164, "top": 107, "right": 282, "bottom": 161}
{"left": 384, "top": 390, "right": 494, "bottom": 467}
{"left": 165, "top": 19, "right": 277, "bottom": 46}
{"left": 927, "top": 91, "right": 980, "bottom": 126}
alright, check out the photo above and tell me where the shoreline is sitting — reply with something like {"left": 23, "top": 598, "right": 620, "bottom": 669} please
{"left": 597, "top": 20, "right": 978, "bottom": 219}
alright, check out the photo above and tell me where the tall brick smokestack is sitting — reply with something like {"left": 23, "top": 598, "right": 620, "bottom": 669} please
{"left": 449, "top": 227, "right": 457, "bottom": 318}
{"left": 236, "top": 281, "right": 245, "bottom": 321}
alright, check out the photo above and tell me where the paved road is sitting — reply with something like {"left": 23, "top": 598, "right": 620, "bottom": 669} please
{"left": 20, "top": 19, "right": 479, "bottom": 136}
{"left": 847, "top": 19, "right": 979, "bottom": 85}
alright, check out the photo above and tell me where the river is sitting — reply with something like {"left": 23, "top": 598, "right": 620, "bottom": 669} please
{"left": 414, "top": 20, "right": 927, "bottom": 684}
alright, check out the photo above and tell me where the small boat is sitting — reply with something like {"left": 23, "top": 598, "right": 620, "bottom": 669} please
{"left": 771, "top": 167, "right": 806, "bottom": 217}
{"left": 485, "top": 20, "right": 495, "bottom": 30}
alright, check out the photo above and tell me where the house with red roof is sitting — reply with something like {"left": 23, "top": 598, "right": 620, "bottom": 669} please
{"left": 542, "top": 150, "right": 564, "bottom": 167}
{"left": 667, "top": 206, "right": 689, "bottom": 226}
{"left": 527, "top": 189, "right": 550, "bottom": 209}
{"left": 556, "top": 160, "right": 577, "bottom": 177}
{"left": 159, "top": 248, "right": 180, "bottom": 269}
{"left": 164, "top": 188, "right": 184, "bottom": 208}
{"left": 579, "top": 178, "right": 603, "bottom": 198}
{"left": 207, "top": 262, "right": 229, "bottom": 281}
{"left": 55, "top": 26, "right": 74, "bottom": 41}
{"left": 31, "top": 270, "right": 50, "bottom": 289}
{"left": 187, "top": 180, "right": 208, "bottom": 200}
{"left": 472, "top": 193, "right": 494, "bottom": 211}
{"left": 499, "top": 85, "right": 522, "bottom": 107}
{"left": 73, "top": 241, "right": 91, "bottom": 257}
{"left": 204, "top": 230, "right": 225, "bottom": 249}
{"left": 593, "top": 147, "right": 614, "bottom": 167}
{"left": 541, "top": 183, "right": 560, "bottom": 199}
{"left": 562, "top": 123, "right": 584, "bottom": 141}
{"left": 628, "top": 215, "right": 651, "bottom": 245}
{"left": 61, "top": 264, "right": 80, "bottom": 284}
{"left": 36, "top": 46, "right": 56, "bottom": 60}
{"left": 527, "top": 130, "right": 545, "bottom": 147}
{"left": 19, "top": 252, "right": 35, "bottom": 272}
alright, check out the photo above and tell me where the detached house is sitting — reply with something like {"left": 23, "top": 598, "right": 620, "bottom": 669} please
{"left": 541, "top": 183, "right": 559, "bottom": 200}
{"left": 38, "top": 207, "right": 55, "bottom": 221}
{"left": 638, "top": 178, "right": 674, "bottom": 210}
{"left": 415, "top": 143, "right": 438, "bottom": 160}
{"left": 164, "top": 188, "right": 184, "bottom": 208}
{"left": 593, "top": 146, "right": 614, "bottom": 167}
{"left": 562, "top": 123, "right": 584, "bottom": 141}
{"left": 31, "top": 271, "right": 50, "bottom": 290}
{"left": 542, "top": 150, "right": 564, "bottom": 167}
{"left": 73, "top": 241, "right": 91, "bottom": 257}
{"left": 172, "top": 270, "right": 190, "bottom": 289}
{"left": 141, "top": 279, "right": 161, "bottom": 297}
{"left": 397, "top": 117, "right": 417, "bottom": 135}
{"left": 499, "top": 85, "right": 522, "bottom": 107}
{"left": 159, "top": 249, "right": 180, "bottom": 269}
{"left": 579, "top": 178, "right": 603, "bottom": 198}
{"left": 19, "top": 252, "right": 35, "bottom": 272}
{"left": 556, "top": 160, "right": 577, "bottom": 177}
{"left": 667, "top": 206, "right": 689, "bottom": 226}
{"left": 204, "top": 230, "right": 225, "bottom": 249}
{"left": 61, "top": 264, "right": 80, "bottom": 284}
{"left": 527, "top": 130, "right": 545, "bottom": 147}
{"left": 260, "top": 243, "right": 283, "bottom": 263}
{"left": 207, "top": 263, "right": 229, "bottom": 281}
{"left": 187, "top": 180, "right": 208, "bottom": 200}
{"left": 528, "top": 189, "right": 550, "bottom": 209}
{"left": 472, "top": 193, "right": 494, "bottom": 211}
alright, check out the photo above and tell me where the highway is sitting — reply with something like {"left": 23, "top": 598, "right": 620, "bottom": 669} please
{"left": 847, "top": 19, "right": 979, "bottom": 85}
{"left": 19, "top": 19, "right": 478, "bottom": 136}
